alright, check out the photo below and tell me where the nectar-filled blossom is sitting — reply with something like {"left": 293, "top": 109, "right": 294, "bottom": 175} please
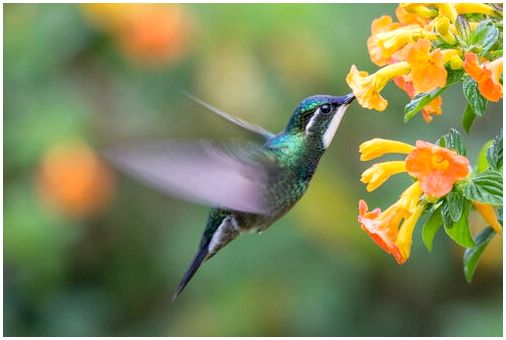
{"left": 463, "top": 52, "right": 503, "bottom": 102}
{"left": 358, "top": 182, "right": 424, "bottom": 264}
{"left": 406, "top": 39, "right": 447, "bottom": 93}
{"left": 346, "top": 62, "right": 410, "bottom": 111}
{"left": 405, "top": 141, "right": 470, "bottom": 198}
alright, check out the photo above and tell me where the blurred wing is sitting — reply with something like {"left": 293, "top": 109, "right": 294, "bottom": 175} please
{"left": 105, "top": 140, "right": 277, "bottom": 214}
{"left": 177, "top": 89, "right": 275, "bottom": 141}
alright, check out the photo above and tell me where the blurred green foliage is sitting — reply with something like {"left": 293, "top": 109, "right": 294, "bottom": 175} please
{"left": 4, "top": 3, "right": 502, "bottom": 336}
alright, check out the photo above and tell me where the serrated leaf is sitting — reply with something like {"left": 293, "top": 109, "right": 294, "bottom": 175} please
{"left": 404, "top": 88, "right": 445, "bottom": 122}
{"left": 446, "top": 191, "right": 465, "bottom": 222}
{"left": 486, "top": 131, "right": 503, "bottom": 170}
{"left": 463, "top": 77, "right": 488, "bottom": 116}
{"left": 441, "top": 202, "right": 453, "bottom": 228}
{"left": 441, "top": 128, "right": 466, "bottom": 156}
{"left": 422, "top": 207, "right": 443, "bottom": 252}
{"left": 446, "top": 68, "right": 465, "bottom": 85}
{"left": 463, "top": 227, "right": 495, "bottom": 283}
{"left": 444, "top": 203, "right": 475, "bottom": 248}
{"left": 462, "top": 104, "right": 477, "bottom": 133}
{"left": 470, "top": 20, "right": 500, "bottom": 55}
{"left": 463, "top": 169, "right": 503, "bottom": 206}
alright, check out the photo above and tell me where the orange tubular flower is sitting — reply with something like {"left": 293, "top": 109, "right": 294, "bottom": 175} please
{"left": 405, "top": 141, "right": 470, "bottom": 198}
{"left": 358, "top": 182, "right": 424, "bottom": 264}
{"left": 420, "top": 95, "right": 443, "bottom": 123}
{"left": 367, "top": 16, "right": 401, "bottom": 66}
{"left": 406, "top": 39, "right": 447, "bottom": 93}
{"left": 358, "top": 199, "right": 404, "bottom": 264}
{"left": 463, "top": 52, "right": 503, "bottom": 102}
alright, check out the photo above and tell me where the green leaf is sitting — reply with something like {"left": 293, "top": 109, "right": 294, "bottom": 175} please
{"left": 463, "top": 76, "right": 488, "bottom": 116}
{"left": 462, "top": 104, "right": 477, "bottom": 133}
{"left": 486, "top": 131, "right": 503, "bottom": 170}
{"left": 446, "top": 68, "right": 465, "bottom": 85}
{"left": 477, "top": 140, "right": 493, "bottom": 173}
{"left": 446, "top": 191, "right": 465, "bottom": 222}
{"left": 404, "top": 87, "right": 445, "bottom": 122}
{"left": 444, "top": 202, "right": 475, "bottom": 248}
{"left": 440, "top": 128, "right": 466, "bottom": 156}
{"left": 463, "top": 169, "right": 503, "bottom": 206}
{"left": 470, "top": 20, "right": 500, "bottom": 55}
{"left": 463, "top": 227, "right": 496, "bottom": 283}
{"left": 422, "top": 207, "right": 443, "bottom": 252}
{"left": 403, "top": 69, "right": 464, "bottom": 123}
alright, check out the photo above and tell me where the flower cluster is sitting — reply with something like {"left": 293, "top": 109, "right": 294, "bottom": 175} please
{"left": 349, "top": 4, "right": 503, "bottom": 282}
{"left": 357, "top": 130, "right": 502, "bottom": 280}
{"left": 359, "top": 135, "right": 466, "bottom": 263}
{"left": 347, "top": 3, "right": 503, "bottom": 125}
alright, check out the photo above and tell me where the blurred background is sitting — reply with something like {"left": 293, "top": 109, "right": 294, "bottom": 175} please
{"left": 4, "top": 3, "right": 502, "bottom": 336}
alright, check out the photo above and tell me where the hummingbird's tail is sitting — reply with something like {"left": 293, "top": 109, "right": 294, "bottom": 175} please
{"left": 171, "top": 238, "right": 210, "bottom": 302}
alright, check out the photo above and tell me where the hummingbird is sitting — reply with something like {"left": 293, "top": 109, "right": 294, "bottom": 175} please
{"left": 106, "top": 91, "right": 355, "bottom": 301}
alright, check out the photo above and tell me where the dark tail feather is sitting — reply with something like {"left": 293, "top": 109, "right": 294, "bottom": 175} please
{"left": 171, "top": 239, "right": 210, "bottom": 302}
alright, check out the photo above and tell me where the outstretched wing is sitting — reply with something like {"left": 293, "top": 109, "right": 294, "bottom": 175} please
{"left": 104, "top": 140, "right": 279, "bottom": 214}
{"left": 177, "top": 89, "right": 275, "bottom": 141}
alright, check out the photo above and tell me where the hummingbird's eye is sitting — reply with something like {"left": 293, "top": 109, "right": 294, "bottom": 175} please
{"left": 319, "top": 104, "right": 332, "bottom": 114}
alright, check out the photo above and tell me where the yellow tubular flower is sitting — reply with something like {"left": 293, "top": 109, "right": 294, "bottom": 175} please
{"left": 361, "top": 161, "right": 407, "bottom": 192}
{"left": 449, "top": 55, "right": 463, "bottom": 70}
{"left": 347, "top": 62, "right": 411, "bottom": 111}
{"left": 454, "top": 3, "right": 497, "bottom": 16}
{"left": 359, "top": 138, "right": 415, "bottom": 161}
{"left": 473, "top": 201, "right": 503, "bottom": 234}
{"left": 438, "top": 3, "right": 458, "bottom": 22}
{"left": 435, "top": 16, "right": 456, "bottom": 45}
{"left": 394, "top": 203, "right": 425, "bottom": 261}
{"left": 375, "top": 26, "right": 435, "bottom": 53}
{"left": 397, "top": 181, "right": 423, "bottom": 214}
{"left": 398, "top": 3, "right": 438, "bottom": 19}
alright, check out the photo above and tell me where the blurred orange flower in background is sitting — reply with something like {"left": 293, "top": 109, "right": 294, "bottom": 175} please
{"left": 36, "top": 142, "right": 116, "bottom": 219}
{"left": 82, "top": 4, "right": 193, "bottom": 66}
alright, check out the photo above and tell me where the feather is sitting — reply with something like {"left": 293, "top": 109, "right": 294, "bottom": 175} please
{"left": 176, "top": 88, "right": 275, "bottom": 141}
{"left": 104, "top": 140, "right": 277, "bottom": 214}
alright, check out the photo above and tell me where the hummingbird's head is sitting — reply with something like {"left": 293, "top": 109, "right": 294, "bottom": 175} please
{"left": 285, "top": 93, "right": 355, "bottom": 149}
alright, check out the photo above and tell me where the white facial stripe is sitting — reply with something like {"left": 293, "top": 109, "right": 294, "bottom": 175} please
{"left": 322, "top": 104, "right": 349, "bottom": 149}
{"left": 304, "top": 108, "right": 321, "bottom": 134}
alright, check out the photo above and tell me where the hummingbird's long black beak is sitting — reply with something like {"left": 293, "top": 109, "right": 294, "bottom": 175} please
{"left": 330, "top": 93, "right": 355, "bottom": 106}
{"left": 342, "top": 93, "right": 355, "bottom": 105}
